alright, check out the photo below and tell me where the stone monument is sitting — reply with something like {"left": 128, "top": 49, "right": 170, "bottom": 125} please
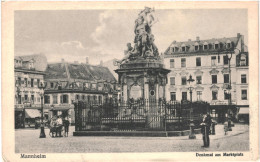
{"left": 114, "top": 7, "right": 170, "bottom": 128}
{"left": 114, "top": 7, "right": 170, "bottom": 102}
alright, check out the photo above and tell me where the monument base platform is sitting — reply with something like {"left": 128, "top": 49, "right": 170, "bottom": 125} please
{"left": 73, "top": 129, "right": 201, "bottom": 137}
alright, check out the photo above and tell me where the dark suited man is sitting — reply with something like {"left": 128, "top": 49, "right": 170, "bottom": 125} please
{"left": 200, "top": 113, "right": 212, "bottom": 147}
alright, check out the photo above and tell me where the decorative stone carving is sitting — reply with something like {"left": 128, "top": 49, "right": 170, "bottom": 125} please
{"left": 194, "top": 69, "right": 203, "bottom": 76}
{"left": 179, "top": 70, "right": 189, "bottom": 76}
{"left": 221, "top": 68, "right": 230, "bottom": 74}
{"left": 210, "top": 84, "right": 219, "bottom": 91}
{"left": 114, "top": 7, "right": 160, "bottom": 65}
{"left": 179, "top": 86, "right": 188, "bottom": 91}
{"left": 209, "top": 68, "right": 219, "bottom": 75}
{"left": 195, "top": 85, "right": 204, "bottom": 91}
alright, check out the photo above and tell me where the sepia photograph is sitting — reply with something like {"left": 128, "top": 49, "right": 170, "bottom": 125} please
{"left": 2, "top": 1, "right": 259, "bottom": 161}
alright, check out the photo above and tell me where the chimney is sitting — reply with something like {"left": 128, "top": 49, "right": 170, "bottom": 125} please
{"left": 100, "top": 60, "right": 103, "bottom": 66}
{"left": 86, "top": 57, "right": 89, "bottom": 64}
{"left": 61, "top": 58, "right": 65, "bottom": 63}
{"left": 188, "top": 39, "right": 191, "bottom": 42}
{"left": 74, "top": 61, "right": 79, "bottom": 64}
{"left": 196, "top": 36, "right": 200, "bottom": 41}
{"left": 173, "top": 40, "right": 176, "bottom": 43}
{"left": 237, "top": 33, "right": 241, "bottom": 38}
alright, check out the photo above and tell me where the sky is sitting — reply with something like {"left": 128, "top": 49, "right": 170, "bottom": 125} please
{"left": 15, "top": 9, "right": 248, "bottom": 65}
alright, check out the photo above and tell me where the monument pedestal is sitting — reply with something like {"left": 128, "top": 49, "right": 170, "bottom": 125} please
{"left": 115, "top": 58, "right": 170, "bottom": 129}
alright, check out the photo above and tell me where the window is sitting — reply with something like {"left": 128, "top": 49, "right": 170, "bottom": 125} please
{"left": 61, "top": 95, "right": 68, "bottom": 104}
{"left": 87, "top": 96, "right": 90, "bottom": 102}
{"left": 37, "top": 79, "right": 40, "bottom": 87}
{"left": 24, "top": 78, "right": 28, "bottom": 87}
{"left": 196, "top": 76, "right": 202, "bottom": 84}
{"left": 170, "top": 77, "right": 175, "bottom": 85}
{"left": 211, "top": 56, "right": 216, "bottom": 66}
{"left": 76, "top": 95, "right": 79, "bottom": 100}
{"left": 44, "top": 95, "right": 50, "bottom": 104}
{"left": 50, "top": 82, "right": 54, "bottom": 88}
{"left": 182, "top": 46, "right": 186, "bottom": 52}
{"left": 212, "top": 91, "right": 218, "bottom": 100}
{"left": 195, "top": 46, "right": 199, "bottom": 51}
{"left": 182, "top": 92, "right": 187, "bottom": 101}
{"left": 181, "top": 76, "right": 187, "bottom": 85}
{"left": 240, "top": 54, "right": 246, "bottom": 66}
{"left": 82, "top": 95, "right": 85, "bottom": 100}
{"left": 18, "top": 95, "right": 21, "bottom": 104}
{"left": 170, "top": 59, "right": 175, "bottom": 68}
{"left": 18, "top": 77, "right": 21, "bottom": 86}
{"left": 31, "top": 79, "right": 34, "bottom": 87}
{"left": 227, "top": 43, "right": 231, "bottom": 48}
{"left": 241, "top": 90, "right": 247, "bottom": 100}
{"left": 204, "top": 45, "right": 208, "bottom": 50}
{"left": 196, "top": 57, "right": 201, "bottom": 66}
{"left": 212, "top": 75, "right": 217, "bottom": 84}
{"left": 197, "top": 91, "right": 202, "bottom": 101}
{"left": 241, "top": 74, "right": 247, "bottom": 83}
{"left": 181, "top": 58, "right": 186, "bottom": 67}
{"left": 31, "top": 95, "right": 34, "bottom": 104}
{"left": 224, "top": 90, "right": 229, "bottom": 100}
{"left": 171, "top": 47, "right": 175, "bottom": 53}
{"left": 223, "top": 56, "right": 229, "bottom": 65}
{"left": 24, "top": 95, "right": 28, "bottom": 101}
{"left": 53, "top": 95, "right": 58, "bottom": 104}
{"left": 170, "top": 92, "right": 176, "bottom": 101}
{"left": 224, "top": 74, "right": 229, "bottom": 83}
{"left": 215, "top": 44, "right": 219, "bottom": 49}
{"left": 98, "top": 96, "right": 102, "bottom": 104}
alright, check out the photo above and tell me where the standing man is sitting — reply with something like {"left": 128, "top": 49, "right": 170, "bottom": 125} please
{"left": 56, "top": 116, "right": 63, "bottom": 137}
{"left": 200, "top": 113, "right": 212, "bottom": 147}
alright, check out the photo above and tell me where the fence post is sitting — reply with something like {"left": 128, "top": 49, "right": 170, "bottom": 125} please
{"left": 74, "top": 102, "right": 78, "bottom": 131}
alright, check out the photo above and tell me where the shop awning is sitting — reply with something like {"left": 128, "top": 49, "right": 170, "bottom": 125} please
{"left": 238, "top": 108, "right": 249, "bottom": 114}
{"left": 50, "top": 107, "right": 70, "bottom": 111}
{"left": 25, "top": 109, "right": 41, "bottom": 118}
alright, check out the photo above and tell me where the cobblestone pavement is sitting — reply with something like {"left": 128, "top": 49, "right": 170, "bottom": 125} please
{"left": 15, "top": 124, "right": 249, "bottom": 153}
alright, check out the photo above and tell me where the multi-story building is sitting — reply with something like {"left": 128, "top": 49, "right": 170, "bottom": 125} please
{"left": 44, "top": 58, "right": 118, "bottom": 124}
{"left": 163, "top": 33, "right": 249, "bottom": 123}
{"left": 14, "top": 54, "right": 47, "bottom": 128}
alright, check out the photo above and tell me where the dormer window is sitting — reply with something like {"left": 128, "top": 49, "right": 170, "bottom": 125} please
{"left": 181, "top": 44, "right": 186, "bottom": 52}
{"left": 204, "top": 45, "right": 208, "bottom": 50}
{"left": 171, "top": 47, "right": 175, "bottom": 53}
{"left": 240, "top": 54, "right": 247, "bottom": 66}
{"left": 215, "top": 44, "right": 219, "bottom": 49}
{"left": 175, "top": 47, "right": 178, "bottom": 52}
{"left": 226, "top": 43, "right": 231, "bottom": 49}
{"left": 226, "top": 40, "right": 231, "bottom": 49}
{"left": 195, "top": 46, "right": 199, "bottom": 51}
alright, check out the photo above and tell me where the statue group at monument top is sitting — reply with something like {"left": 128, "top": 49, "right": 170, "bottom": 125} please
{"left": 114, "top": 7, "right": 160, "bottom": 66}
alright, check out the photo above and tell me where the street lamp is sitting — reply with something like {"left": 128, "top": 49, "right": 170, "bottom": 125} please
{"left": 187, "top": 74, "right": 196, "bottom": 139}
{"left": 226, "top": 84, "right": 232, "bottom": 131}
{"left": 38, "top": 82, "right": 47, "bottom": 138}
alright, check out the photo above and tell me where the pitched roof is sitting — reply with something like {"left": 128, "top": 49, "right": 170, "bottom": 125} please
{"left": 14, "top": 54, "right": 47, "bottom": 71}
{"left": 164, "top": 36, "right": 240, "bottom": 55}
{"left": 45, "top": 63, "right": 68, "bottom": 79}
{"left": 45, "top": 62, "right": 116, "bottom": 83}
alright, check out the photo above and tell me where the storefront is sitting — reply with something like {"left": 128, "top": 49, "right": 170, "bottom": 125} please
{"left": 15, "top": 108, "right": 25, "bottom": 129}
{"left": 237, "top": 106, "right": 249, "bottom": 123}
{"left": 209, "top": 105, "right": 237, "bottom": 123}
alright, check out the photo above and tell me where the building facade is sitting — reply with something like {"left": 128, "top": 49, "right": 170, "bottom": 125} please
{"left": 44, "top": 58, "right": 118, "bottom": 124}
{"left": 163, "top": 33, "right": 249, "bottom": 123}
{"left": 14, "top": 54, "right": 47, "bottom": 128}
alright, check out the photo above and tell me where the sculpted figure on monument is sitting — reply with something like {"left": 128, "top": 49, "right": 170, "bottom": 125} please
{"left": 114, "top": 7, "right": 159, "bottom": 66}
